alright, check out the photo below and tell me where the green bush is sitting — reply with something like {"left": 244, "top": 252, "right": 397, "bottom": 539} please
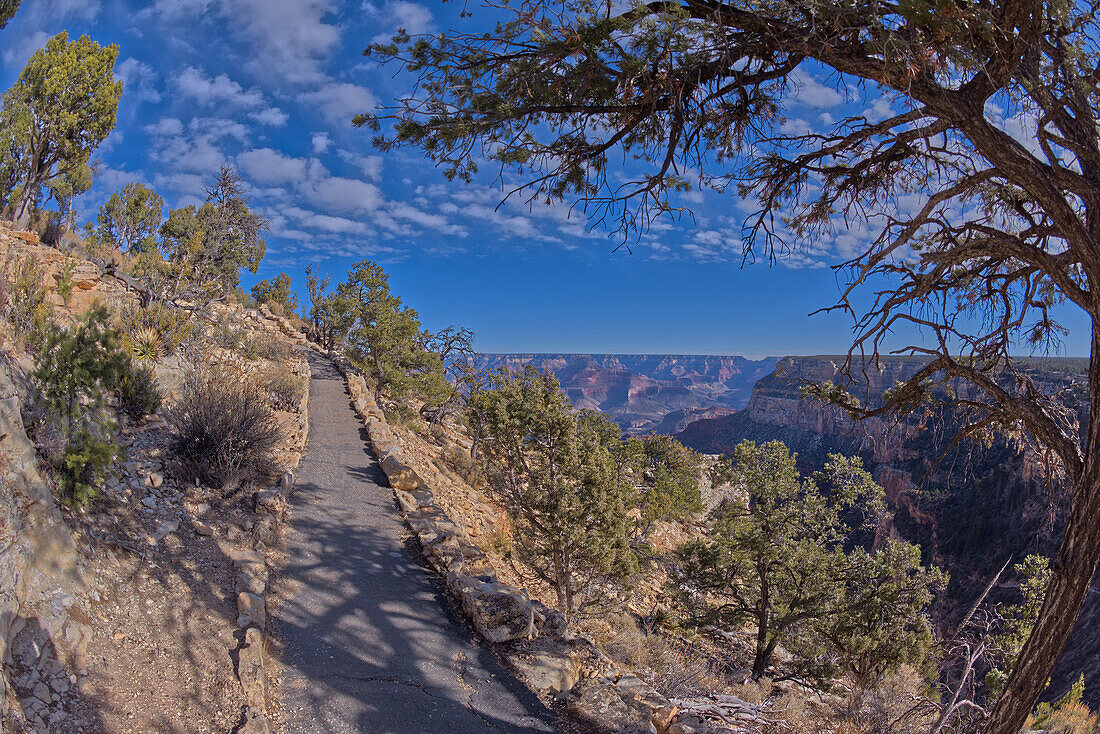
{"left": 60, "top": 426, "right": 117, "bottom": 507}
{"left": 118, "top": 364, "right": 161, "bottom": 420}
{"left": 167, "top": 366, "right": 283, "bottom": 490}
{"left": 56, "top": 260, "right": 75, "bottom": 305}
{"left": 32, "top": 306, "right": 127, "bottom": 506}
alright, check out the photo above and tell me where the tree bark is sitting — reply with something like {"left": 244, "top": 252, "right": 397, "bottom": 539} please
{"left": 13, "top": 189, "right": 34, "bottom": 229}
{"left": 983, "top": 324, "right": 1100, "bottom": 734}
{"left": 981, "top": 478, "right": 1100, "bottom": 734}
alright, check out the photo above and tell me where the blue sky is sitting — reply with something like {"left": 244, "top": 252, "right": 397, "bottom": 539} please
{"left": 0, "top": 0, "right": 1090, "bottom": 357}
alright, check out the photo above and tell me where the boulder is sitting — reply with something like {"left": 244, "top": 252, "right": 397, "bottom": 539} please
{"left": 380, "top": 454, "right": 422, "bottom": 491}
{"left": 448, "top": 575, "right": 535, "bottom": 643}
{"left": 237, "top": 627, "right": 267, "bottom": 708}
{"left": 566, "top": 678, "right": 654, "bottom": 734}
{"left": 507, "top": 640, "right": 581, "bottom": 694}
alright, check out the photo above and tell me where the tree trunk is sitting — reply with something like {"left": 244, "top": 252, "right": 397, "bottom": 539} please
{"left": 983, "top": 323, "right": 1100, "bottom": 734}
{"left": 13, "top": 189, "right": 33, "bottom": 229}
{"left": 981, "top": 477, "right": 1100, "bottom": 734}
{"left": 753, "top": 563, "right": 770, "bottom": 677}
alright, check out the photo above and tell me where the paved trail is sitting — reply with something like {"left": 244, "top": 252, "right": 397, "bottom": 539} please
{"left": 276, "top": 350, "right": 557, "bottom": 733}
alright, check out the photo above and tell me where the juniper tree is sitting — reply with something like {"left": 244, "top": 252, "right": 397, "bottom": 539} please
{"left": 157, "top": 165, "right": 266, "bottom": 302}
{"left": 96, "top": 182, "right": 164, "bottom": 253}
{"left": 1, "top": 32, "right": 121, "bottom": 229}
{"left": 251, "top": 272, "right": 299, "bottom": 314}
{"left": 364, "top": 0, "right": 1100, "bottom": 728}
{"left": 470, "top": 366, "right": 636, "bottom": 614}
{"left": 0, "top": 1, "right": 21, "bottom": 29}
{"left": 679, "top": 442, "right": 939, "bottom": 679}
{"left": 339, "top": 259, "right": 449, "bottom": 404}
{"left": 635, "top": 433, "right": 703, "bottom": 524}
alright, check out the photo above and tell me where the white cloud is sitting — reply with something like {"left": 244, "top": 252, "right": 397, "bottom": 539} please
{"left": 145, "top": 117, "right": 185, "bottom": 137}
{"left": 2, "top": 30, "right": 48, "bottom": 70}
{"left": 285, "top": 207, "right": 371, "bottom": 234}
{"left": 147, "top": 117, "right": 248, "bottom": 174}
{"left": 154, "top": 172, "right": 206, "bottom": 197}
{"left": 340, "top": 151, "right": 383, "bottom": 181}
{"left": 220, "top": 0, "right": 341, "bottom": 83}
{"left": 173, "top": 66, "right": 265, "bottom": 108}
{"left": 138, "top": 0, "right": 214, "bottom": 19}
{"left": 787, "top": 69, "right": 843, "bottom": 109}
{"left": 238, "top": 148, "right": 309, "bottom": 185}
{"left": 300, "top": 83, "right": 377, "bottom": 125}
{"left": 250, "top": 108, "right": 289, "bottom": 127}
{"left": 365, "top": 0, "right": 434, "bottom": 43}
{"left": 863, "top": 97, "right": 895, "bottom": 123}
{"left": 116, "top": 58, "right": 162, "bottom": 104}
{"left": 304, "top": 176, "right": 384, "bottom": 212}
{"left": 311, "top": 133, "right": 333, "bottom": 154}
{"left": 23, "top": 0, "right": 101, "bottom": 22}
{"left": 389, "top": 202, "right": 466, "bottom": 236}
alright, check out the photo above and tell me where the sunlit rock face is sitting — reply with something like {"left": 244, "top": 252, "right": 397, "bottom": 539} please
{"left": 475, "top": 353, "right": 777, "bottom": 434}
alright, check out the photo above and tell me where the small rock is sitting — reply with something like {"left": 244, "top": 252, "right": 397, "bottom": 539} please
{"left": 141, "top": 495, "right": 157, "bottom": 509}
{"left": 32, "top": 681, "right": 50, "bottom": 702}
{"left": 148, "top": 472, "right": 164, "bottom": 488}
{"left": 154, "top": 520, "right": 179, "bottom": 541}
{"left": 237, "top": 592, "right": 266, "bottom": 630}
{"left": 191, "top": 519, "right": 215, "bottom": 536}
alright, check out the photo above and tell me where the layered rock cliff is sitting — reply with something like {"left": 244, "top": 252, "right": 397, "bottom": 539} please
{"left": 477, "top": 354, "right": 777, "bottom": 434}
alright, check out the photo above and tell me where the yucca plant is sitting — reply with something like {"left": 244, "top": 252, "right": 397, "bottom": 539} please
{"left": 124, "top": 326, "right": 162, "bottom": 364}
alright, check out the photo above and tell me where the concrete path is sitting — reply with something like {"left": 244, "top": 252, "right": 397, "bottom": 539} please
{"left": 276, "top": 350, "right": 557, "bottom": 733}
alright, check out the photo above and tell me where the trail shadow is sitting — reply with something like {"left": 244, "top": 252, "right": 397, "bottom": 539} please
{"left": 272, "top": 348, "right": 558, "bottom": 733}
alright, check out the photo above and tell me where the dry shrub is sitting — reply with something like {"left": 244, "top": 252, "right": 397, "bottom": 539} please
{"left": 836, "top": 666, "right": 934, "bottom": 734}
{"left": 261, "top": 363, "right": 305, "bottom": 411}
{"left": 209, "top": 317, "right": 246, "bottom": 351}
{"left": 250, "top": 330, "right": 292, "bottom": 362}
{"left": 584, "top": 612, "right": 724, "bottom": 698}
{"left": 736, "top": 676, "right": 775, "bottom": 705}
{"left": 167, "top": 365, "right": 283, "bottom": 490}
{"left": 1038, "top": 702, "right": 1099, "bottom": 734}
{"left": 442, "top": 444, "right": 482, "bottom": 484}
{"left": 3, "top": 255, "right": 48, "bottom": 339}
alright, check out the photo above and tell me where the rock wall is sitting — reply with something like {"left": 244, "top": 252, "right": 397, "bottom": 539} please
{"left": 0, "top": 356, "right": 87, "bottom": 729}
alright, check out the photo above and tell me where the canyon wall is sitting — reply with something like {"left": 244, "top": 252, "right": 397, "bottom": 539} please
{"left": 477, "top": 354, "right": 776, "bottom": 434}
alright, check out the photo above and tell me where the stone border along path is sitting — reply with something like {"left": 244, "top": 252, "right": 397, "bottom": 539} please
{"left": 274, "top": 348, "right": 559, "bottom": 733}
{"left": 333, "top": 356, "right": 692, "bottom": 734}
